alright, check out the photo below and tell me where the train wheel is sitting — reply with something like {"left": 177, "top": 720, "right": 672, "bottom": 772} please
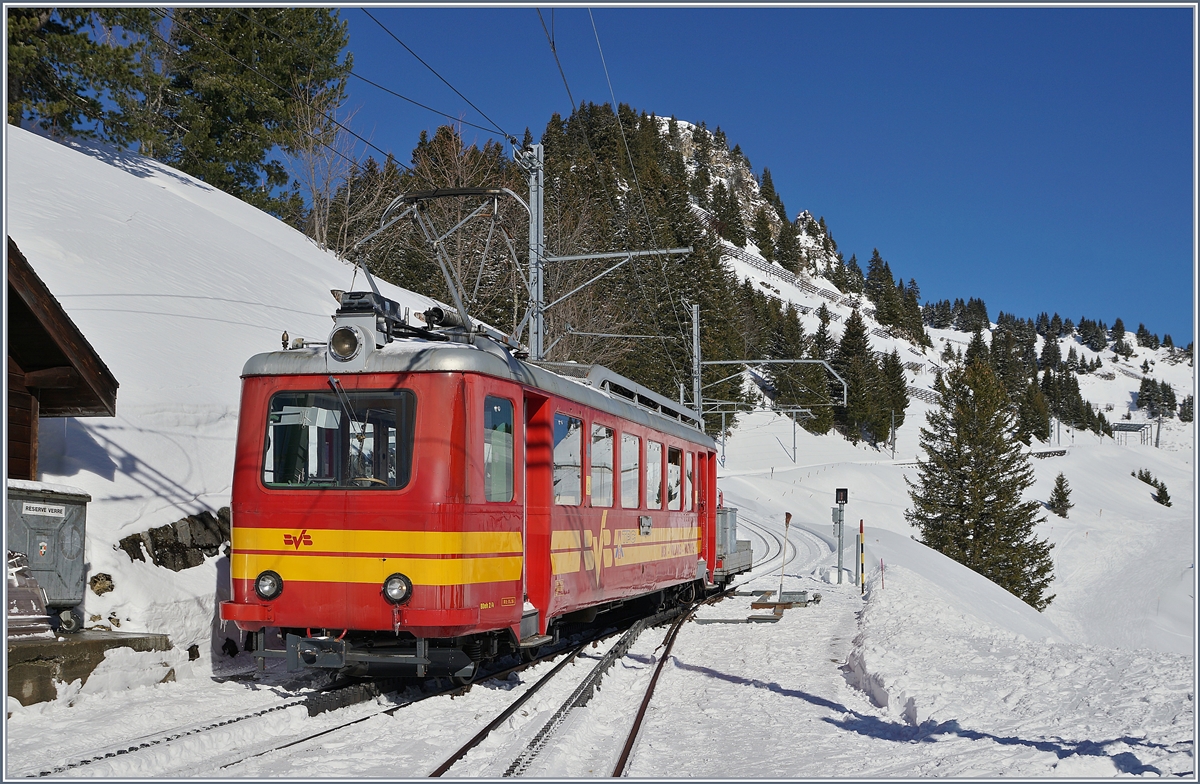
{"left": 520, "top": 646, "right": 541, "bottom": 664}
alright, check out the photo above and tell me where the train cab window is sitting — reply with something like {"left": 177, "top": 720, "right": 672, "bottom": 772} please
{"left": 591, "top": 424, "right": 614, "bottom": 507}
{"left": 667, "top": 447, "right": 683, "bottom": 510}
{"left": 646, "top": 441, "right": 663, "bottom": 509}
{"left": 620, "top": 434, "right": 640, "bottom": 509}
{"left": 684, "top": 452, "right": 693, "bottom": 511}
{"left": 553, "top": 413, "right": 583, "bottom": 505}
{"left": 263, "top": 389, "right": 415, "bottom": 489}
{"left": 484, "top": 396, "right": 514, "bottom": 502}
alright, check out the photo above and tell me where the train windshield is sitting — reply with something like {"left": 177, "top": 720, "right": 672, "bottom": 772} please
{"left": 263, "top": 389, "right": 416, "bottom": 489}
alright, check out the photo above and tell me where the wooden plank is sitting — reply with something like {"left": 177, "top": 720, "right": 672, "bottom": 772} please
{"left": 7, "top": 237, "right": 118, "bottom": 416}
{"left": 9, "top": 455, "right": 32, "bottom": 480}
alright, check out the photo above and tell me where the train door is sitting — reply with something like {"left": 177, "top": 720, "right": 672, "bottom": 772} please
{"left": 697, "top": 450, "right": 717, "bottom": 584}
{"left": 523, "top": 392, "right": 552, "bottom": 634}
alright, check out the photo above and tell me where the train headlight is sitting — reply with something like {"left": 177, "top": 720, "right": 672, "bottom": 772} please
{"left": 329, "top": 326, "right": 361, "bottom": 361}
{"left": 382, "top": 573, "right": 412, "bottom": 604}
{"left": 255, "top": 570, "right": 284, "bottom": 601}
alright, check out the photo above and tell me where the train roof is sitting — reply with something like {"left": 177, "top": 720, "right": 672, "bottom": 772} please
{"left": 242, "top": 337, "right": 716, "bottom": 449}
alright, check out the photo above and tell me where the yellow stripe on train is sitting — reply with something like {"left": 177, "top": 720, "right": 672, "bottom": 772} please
{"left": 233, "top": 527, "right": 523, "bottom": 556}
{"left": 231, "top": 553, "right": 523, "bottom": 586}
{"left": 551, "top": 526, "right": 698, "bottom": 552}
{"left": 550, "top": 527, "right": 700, "bottom": 575}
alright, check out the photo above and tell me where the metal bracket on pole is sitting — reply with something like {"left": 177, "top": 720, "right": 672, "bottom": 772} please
{"left": 701, "top": 358, "right": 848, "bottom": 407}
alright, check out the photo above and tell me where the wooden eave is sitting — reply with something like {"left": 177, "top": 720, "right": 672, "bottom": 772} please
{"left": 7, "top": 237, "right": 118, "bottom": 416}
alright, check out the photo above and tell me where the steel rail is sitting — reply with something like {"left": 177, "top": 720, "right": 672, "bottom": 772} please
{"left": 19, "top": 691, "right": 313, "bottom": 777}
{"left": 610, "top": 610, "right": 692, "bottom": 777}
{"left": 427, "top": 642, "right": 589, "bottom": 776}
{"left": 500, "top": 608, "right": 684, "bottom": 778}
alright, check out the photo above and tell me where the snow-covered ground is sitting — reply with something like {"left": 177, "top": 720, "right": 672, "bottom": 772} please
{"left": 4, "top": 125, "right": 1194, "bottom": 777}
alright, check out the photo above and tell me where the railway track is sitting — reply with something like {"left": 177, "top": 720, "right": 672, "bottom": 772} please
{"left": 737, "top": 512, "right": 814, "bottom": 578}
{"left": 431, "top": 592, "right": 733, "bottom": 778}
{"left": 15, "top": 668, "right": 425, "bottom": 779}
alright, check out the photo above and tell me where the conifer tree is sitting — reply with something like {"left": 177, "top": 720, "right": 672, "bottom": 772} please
{"left": 1066, "top": 345, "right": 1079, "bottom": 372}
{"left": 828, "top": 253, "right": 849, "bottom": 292}
{"left": 689, "top": 122, "right": 712, "bottom": 207}
{"left": 879, "top": 348, "right": 910, "bottom": 436}
{"left": 1179, "top": 394, "right": 1193, "bottom": 423}
{"left": 8, "top": 8, "right": 352, "bottom": 217}
{"left": 906, "top": 359, "right": 1055, "bottom": 610}
{"left": 759, "top": 167, "right": 787, "bottom": 221}
{"left": 7, "top": 8, "right": 155, "bottom": 139}
{"left": 833, "top": 309, "right": 882, "bottom": 443}
{"left": 1016, "top": 378, "right": 1051, "bottom": 444}
{"left": 811, "top": 304, "right": 834, "bottom": 360}
{"left": 1136, "top": 377, "right": 1161, "bottom": 416}
{"left": 1153, "top": 479, "right": 1172, "bottom": 507}
{"left": 1111, "top": 318, "right": 1125, "bottom": 345}
{"left": 988, "top": 323, "right": 1028, "bottom": 398}
{"left": 845, "top": 253, "right": 865, "bottom": 294}
{"left": 804, "top": 344, "right": 836, "bottom": 436}
{"left": 965, "top": 329, "right": 990, "bottom": 367}
{"left": 1048, "top": 473, "right": 1073, "bottom": 518}
{"left": 1039, "top": 335, "right": 1061, "bottom": 370}
{"left": 710, "top": 181, "right": 746, "bottom": 247}
{"left": 1158, "top": 380, "right": 1177, "bottom": 416}
{"left": 751, "top": 206, "right": 774, "bottom": 261}
{"left": 865, "top": 249, "right": 892, "bottom": 307}
{"left": 774, "top": 218, "right": 801, "bottom": 273}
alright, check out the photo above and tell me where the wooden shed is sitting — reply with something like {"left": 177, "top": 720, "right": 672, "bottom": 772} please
{"left": 7, "top": 237, "right": 118, "bottom": 479}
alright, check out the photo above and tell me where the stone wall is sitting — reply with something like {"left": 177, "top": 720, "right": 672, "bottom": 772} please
{"left": 116, "top": 508, "right": 230, "bottom": 572}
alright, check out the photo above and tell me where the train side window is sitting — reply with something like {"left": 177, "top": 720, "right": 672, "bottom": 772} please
{"left": 620, "top": 434, "right": 640, "bottom": 509}
{"left": 684, "top": 452, "right": 693, "bottom": 511}
{"left": 667, "top": 447, "right": 683, "bottom": 510}
{"left": 591, "top": 424, "right": 614, "bottom": 507}
{"left": 484, "top": 396, "right": 514, "bottom": 502}
{"left": 553, "top": 413, "right": 583, "bottom": 505}
{"left": 646, "top": 441, "right": 663, "bottom": 509}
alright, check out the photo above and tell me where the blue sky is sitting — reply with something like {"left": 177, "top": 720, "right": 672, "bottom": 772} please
{"left": 338, "top": 7, "right": 1194, "bottom": 345}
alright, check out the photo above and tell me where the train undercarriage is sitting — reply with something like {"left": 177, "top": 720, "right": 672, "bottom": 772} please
{"left": 250, "top": 581, "right": 710, "bottom": 683}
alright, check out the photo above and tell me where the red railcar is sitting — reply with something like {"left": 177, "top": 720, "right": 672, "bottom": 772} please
{"left": 219, "top": 292, "right": 734, "bottom": 679}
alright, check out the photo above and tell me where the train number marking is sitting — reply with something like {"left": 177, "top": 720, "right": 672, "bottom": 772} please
{"left": 501, "top": 597, "right": 516, "bottom": 606}
{"left": 480, "top": 601, "right": 495, "bottom": 610}
{"left": 283, "top": 530, "right": 314, "bottom": 549}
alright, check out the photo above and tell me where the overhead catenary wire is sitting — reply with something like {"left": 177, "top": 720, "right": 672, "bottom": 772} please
{"left": 359, "top": 8, "right": 513, "bottom": 143}
{"left": 534, "top": 9, "right": 685, "bottom": 380}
